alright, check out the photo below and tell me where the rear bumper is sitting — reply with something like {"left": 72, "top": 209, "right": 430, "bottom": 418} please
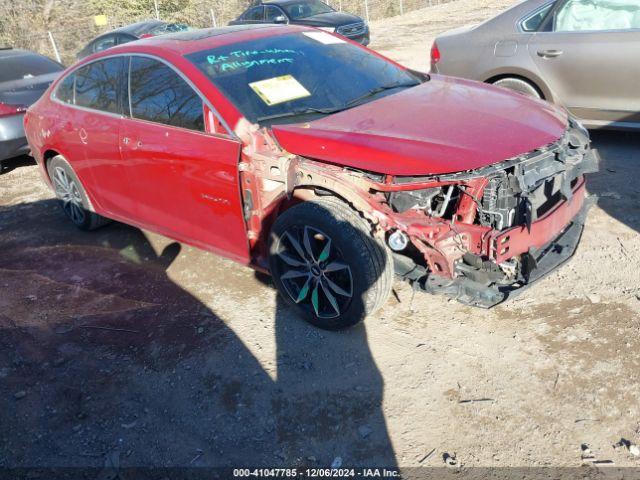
{"left": 0, "top": 114, "right": 28, "bottom": 162}
{"left": 424, "top": 194, "right": 595, "bottom": 308}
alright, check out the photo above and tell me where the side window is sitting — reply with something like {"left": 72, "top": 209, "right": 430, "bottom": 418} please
{"left": 55, "top": 74, "right": 75, "bottom": 104}
{"left": 243, "top": 6, "right": 265, "bottom": 21}
{"left": 521, "top": 3, "right": 553, "bottom": 32}
{"left": 128, "top": 56, "right": 204, "bottom": 132}
{"left": 265, "top": 6, "right": 286, "bottom": 21}
{"left": 93, "top": 35, "right": 117, "bottom": 52}
{"left": 75, "top": 57, "right": 124, "bottom": 114}
{"left": 554, "top": 0, "right": 640, "bottom": 32}
{"left": 115, "top": 34, "right": 136, "bottom": 46}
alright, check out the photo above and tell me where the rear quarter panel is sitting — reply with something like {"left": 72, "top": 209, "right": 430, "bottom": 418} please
{"left": 434, "top": 0, "right": 556, "bottom": 100}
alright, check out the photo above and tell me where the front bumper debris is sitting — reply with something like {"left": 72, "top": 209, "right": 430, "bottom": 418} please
{"left": 421, "top": 195, "right": 596, "bottom": 308}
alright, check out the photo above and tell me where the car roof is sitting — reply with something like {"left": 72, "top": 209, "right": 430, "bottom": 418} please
{"left": 108, "top": 19, "right": 166, "bottom": 37}
{"left": 105, "top": 24, "right": 308, "bottom": 56}
{"left": 0, "top": 48, "right": 40, "bottom": 58}
{"left": 259, "top": 0, "right": 311, "bottom": 5}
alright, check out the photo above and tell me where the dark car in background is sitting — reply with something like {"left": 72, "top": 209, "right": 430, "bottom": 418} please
{"left": 76, "top": 20, "right": 191, "bottom": 60}
{"left": 431, "top": 0, "right": 640, "bottom": 130}
{"left": 230, "top": 0, "right": 369, "bottom": 45}
{"left": 0, "top": 48, "right": 63, "bottom": 167}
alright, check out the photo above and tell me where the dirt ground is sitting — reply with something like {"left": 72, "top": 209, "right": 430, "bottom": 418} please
{"left": 2, "top": 0, "right": 640, "bottom": 475}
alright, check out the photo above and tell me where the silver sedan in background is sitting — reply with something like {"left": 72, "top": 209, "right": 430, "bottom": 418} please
{"left": 0, "top": 48, "right": 63, "bottom": 167}
{"left": 431, "top": 0, "right": 640, "bottom": 130}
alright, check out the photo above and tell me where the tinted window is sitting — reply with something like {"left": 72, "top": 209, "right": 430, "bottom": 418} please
{"left": 0, "top": 53, "right": 63, "bottom": 83}
{"left": 75, "top": 57, "right": 124, "bottom": 113}
{"left": 243, "top": 6, "right": 264, "bottom": 20}
{"left": 186, "top": 32, "right": 420, "bottom": 125}
{"left": 94, "top": 35, "right": 117, "bottom": 53}
{"left": 521, "top": 3, "right": 553, "bottom": 31}
{"left": 266, "top": 6, "right": 286, "bottom": 21}
{"left": 129, "top": 56, "right": 204, "bottom": 131}
{"left": 555, "top": 0, "right": 640, "bottom": 31}
{"left": 282, "top": 0, "right": 333, "bottom": 19}
{"left": 55, "top": 74, "right": 75, "bottom": 103}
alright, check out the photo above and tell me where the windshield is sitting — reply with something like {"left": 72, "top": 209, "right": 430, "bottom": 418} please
{"left": 282, "top": 0, "right": 334, "bottom": 19}
{"left": 186, "top": 32, "right": 421, "bottom": 125}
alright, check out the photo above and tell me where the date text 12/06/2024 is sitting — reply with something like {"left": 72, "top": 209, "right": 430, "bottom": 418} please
{"left": 233, "top": 468, "right": 401, "bottom": 478}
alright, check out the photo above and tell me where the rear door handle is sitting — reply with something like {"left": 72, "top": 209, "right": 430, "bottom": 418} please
{"left": 537, "top": 49, "right": 563, "bottom": 58}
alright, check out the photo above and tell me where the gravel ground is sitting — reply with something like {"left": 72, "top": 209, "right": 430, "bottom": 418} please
{"left": 1, "top": 1, "right": 640, "bottom": 474}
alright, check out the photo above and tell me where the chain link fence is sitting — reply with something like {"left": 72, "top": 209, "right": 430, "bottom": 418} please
{"left": 1, "top": 0, "right": 457, "bottom": 65}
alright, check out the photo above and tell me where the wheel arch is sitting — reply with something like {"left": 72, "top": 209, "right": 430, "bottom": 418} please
{"left": 45, "top": 152, "right": 99, "bottom": 213}
{"left": 483, "top": 69, "right": 554, "bottom": 102}
{"left": 283, "top": 185, "right": 379, "bottom": 237}
{"left": 42, "top": 149, "right": 62, "bottom": 185}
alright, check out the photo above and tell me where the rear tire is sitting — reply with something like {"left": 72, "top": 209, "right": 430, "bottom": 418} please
{"left": 269, "top": 197, "right": 393, "bottom": 330}
{"left": 492, "top": 77, "right": 542, "bottom": 99}
{"left": 47, "top": 155, "right": 110, "bottom": 231}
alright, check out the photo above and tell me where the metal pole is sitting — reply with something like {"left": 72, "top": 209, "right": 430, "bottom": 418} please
{"left": 364, "top": 0, "right": 369, "bottom": 22}
{"left": 399, "top": 0, "right": 404, "bottom": 14}
{"left": 153, "top": 0, "right": 160, "bottom": 19}
{"left": 210, "top": 9, "right": 218, "bottom": 27}
{"left": 47, "top": 31, "right": 61, "bottom": 63}
{"left": 339, "top": 0, "right": 342, "bottom": 10}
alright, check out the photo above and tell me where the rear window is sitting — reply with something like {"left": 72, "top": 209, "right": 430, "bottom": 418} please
{"left": 0, "top": 53, "right": 63, "bottom": 83}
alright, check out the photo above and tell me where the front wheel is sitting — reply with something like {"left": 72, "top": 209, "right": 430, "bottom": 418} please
{"left": 269, "top": 198, "right": 393, "bottom": 330}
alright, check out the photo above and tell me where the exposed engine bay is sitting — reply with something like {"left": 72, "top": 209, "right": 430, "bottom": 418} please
{"left": 239, "top": 117, "right": 599, "bottom": 308}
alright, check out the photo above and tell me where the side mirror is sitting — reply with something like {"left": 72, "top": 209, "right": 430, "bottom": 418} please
{"left": 273, "top": 15, "right": 288, "bottom": 24}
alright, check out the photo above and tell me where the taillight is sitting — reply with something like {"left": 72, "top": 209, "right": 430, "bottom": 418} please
{"left": 0, "top": 102, "right": 27, "bottom": 118}
{"left": 430, "top": 41, "right": 441, "bottom": 65}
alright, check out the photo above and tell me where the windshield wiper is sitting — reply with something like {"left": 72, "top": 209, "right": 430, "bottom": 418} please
{"left": 256, "top": 106, "right": 342, "bottom": 123}
{"left": 255, "top": 81, "right": 420, "bottom": 124}
{"left": 343, "top": 80, "right": 420, "bottom": 109}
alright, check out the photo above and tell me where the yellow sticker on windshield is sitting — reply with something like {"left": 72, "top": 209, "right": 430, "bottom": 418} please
{"left": 249, "top": 75, "right": 311, "bottom": 106}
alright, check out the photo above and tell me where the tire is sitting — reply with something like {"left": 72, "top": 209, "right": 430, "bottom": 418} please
{"left": 268, "top": 197, "right": 393, "bottom": 330}
{"left": 492, "top": 77, "right": 542, "bottom": 99}
{"left": 47, "top": 155, "right": 110, "bottom": 231}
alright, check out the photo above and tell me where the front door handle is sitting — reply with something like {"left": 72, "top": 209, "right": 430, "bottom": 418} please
{"left": 537, "top": 49, "right": 563, "bottom": 58}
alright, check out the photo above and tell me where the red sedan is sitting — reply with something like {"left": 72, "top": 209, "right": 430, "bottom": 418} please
{"left": 24, "top": 24, "right": 598, "bottom": 329}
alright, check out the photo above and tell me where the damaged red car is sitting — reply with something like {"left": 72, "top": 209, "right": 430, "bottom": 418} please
{"left": 24, "top": 24, "right": 599, "bottom": 329}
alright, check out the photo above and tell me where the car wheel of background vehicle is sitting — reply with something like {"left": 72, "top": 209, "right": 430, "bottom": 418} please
{"left": 47, "top": 155, "right": 110, "bottom": 231}
{"left": 269, "top": 197, "right": 394, "bottom": 330}
{"left": 492, "top": 77, "right": 542, "bottom": 99}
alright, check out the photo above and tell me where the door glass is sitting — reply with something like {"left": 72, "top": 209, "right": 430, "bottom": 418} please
{"left": 521, "top": 3, "right": 553, "bottom": 31}
{"left": 265, "top": 6, "right": 286, "bottom": 21}
{"left": 55, "top": 74, "right": 75, "bottom": 103}
{"left": 128, "top": 56, "right": 204, "bottom": 131}
{"left": 243, "top": 6, "right": 265, "bottom": 20}
{"left": 555, "top": 0, "right": 640, "bottom": 31}
{"left": 94, "top": 35, "right": 117, "bottom": 52}
{"left": 74, "top": 57, "right": 124, "bottom": 113}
